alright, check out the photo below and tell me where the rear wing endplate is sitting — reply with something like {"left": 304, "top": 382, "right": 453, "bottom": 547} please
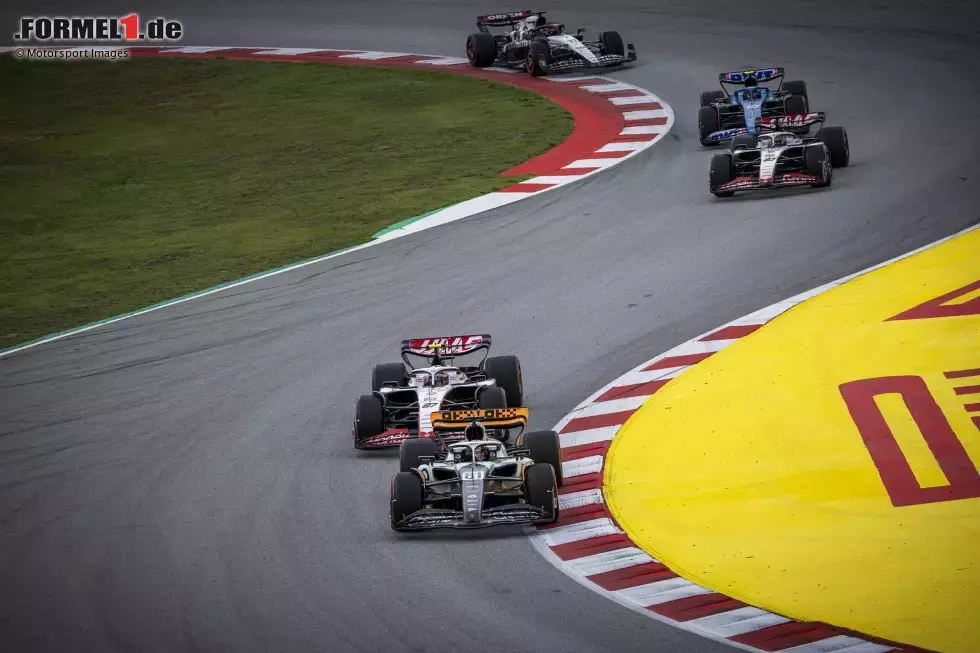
{"left": 430, "top": 407, "right": 529, "bottom": 431}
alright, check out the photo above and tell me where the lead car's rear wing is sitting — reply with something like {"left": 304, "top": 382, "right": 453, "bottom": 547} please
{"left": 400, "top": 334, "right": 491, "bottom": 368}
{"left": 718, "top": 67, "right": 785, "bottom": 96}
{"left": 477, "top": 9, "right": 535, "bottom": 31}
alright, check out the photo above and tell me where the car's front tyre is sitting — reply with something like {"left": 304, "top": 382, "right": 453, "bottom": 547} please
{"left": 525, "top": 40, "right": 550, "bottom": 76}
{"left": 524, "top": 463, "right": 559, "bottom": 524}
{"left": 354, "top": 394, "right": 384, "bottom": 447}
{"left": 390, "top": 472, "right": 424, "bottom": 530}
{"left": 709, "top": 153, "right": 736, "bottom": 197}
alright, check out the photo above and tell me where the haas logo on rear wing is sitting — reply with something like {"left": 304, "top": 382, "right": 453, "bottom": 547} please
{"left": 401, "top": 334, "right": 491, "bottom": 356}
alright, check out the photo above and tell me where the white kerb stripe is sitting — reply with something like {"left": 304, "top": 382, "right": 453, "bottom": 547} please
{"left": 568, "top": 395, "right": 648, "bottom": 418}
{"left": 621, "top": 125, "right": 662, "bottom": 135}
{"left": 617, "top": 577, "right": 714, "bottom": 607}
{"left": 536, "top": 518, "right": 621, "bottom": 547}
{"left": 522, "top": 175, "right": 590, "bottom": 187}
{"left": 562, "top": 157, "right": 625, "bottom": 169}
{"left": 562, "top": 455, "right": 604, "bottom": 478}
{"left": 623, "top": 109, "right": 668, "bottom": 120}
{"left": 559, "top": 426, "right": 619, "bottom": 448}
{"left": 546, "top": 75, "right": 605, "bottom": 83}
{"left": 688, "top": 607, "right": 791, "bottom": 638}
{"left": 340, "top": 51, "right": 410, "bottom": 59}
{"left": 418, "top": 56, "right": 469, "bottom": 65}
{"left": 251, "top": 48, "right": 330, "bottom": 55}
{"left": 610, "top": 95, "right": 661, "bottom": 106}
{"left": 780, "top": 636, "right": 896, "bottom": 653}
{"left": 558, "top": 488, "right": 604, "bottom": 510}
{"left": 580, "top": 82, "right": 635, "bottom": 93}
{"left": 566, "top": 547, "right": 656, "bottom": 576}
{"left": 606, "top": 367, "right": 685, "bottom": 389}
{"left": 597, "top": 142, "right": 649, "bottom": 153}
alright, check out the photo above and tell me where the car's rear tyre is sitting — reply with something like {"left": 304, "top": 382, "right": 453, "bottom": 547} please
{"left": 355, "top": 394, "right": 384, "bottom": 445}
{"left": 526, "top": 40, "right": 550, "bottom": 76}
{"left": 782, "top": 80, "right": 809, "bottom": 105}
{"left": 524, "top": 463, "right": 558, "bottom": 524}
{"left": 484, "top": 355, "right": 523, "bottom": 407}
{"left": 372, "top": 362, "right": 406, "bottom": 391}
{"left": 816, "top": 126, "right": 849, "bottom": 168}
{"left": 805, "top": 146, "right": 832, "bottom": 188}
{"left": 390, "top": 472, "right": 424, "bottom": 530}
{"left": 698, "top": 105, "right": 720, "bottom": 146}
{"left": 399, "top": 437, "right": 438, "bottom": 473}
{"left": 599, "top": 30, "right": 625, "bottom": 57}
{"left": 700, "top": 90, "right": 725, "bottom": 107}
{"left": 521, "top": 430, "right": 563, "bottom": 486}
{"left": 784, "top": 94, "right": 808, "bottom": 116}
{"left": 709, "top": 153, "right": 735, "bottom": 197}
{"left": 477, "top": 386, "right": 507, "bottom": 409}
{"left": 729, "top": 133, "right": 758, "bottom": 152}
{"left": 466, "top": 32, "right": 497, "bottom": 68}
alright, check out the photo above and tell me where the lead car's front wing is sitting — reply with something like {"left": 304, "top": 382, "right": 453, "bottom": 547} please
{"left": 392, "top": 504, "right": 553, "bottom": 531}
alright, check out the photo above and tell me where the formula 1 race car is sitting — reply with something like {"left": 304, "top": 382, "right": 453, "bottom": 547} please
{"left": 390, "top": 408, "right": 562, "bottom": 530}
{"left": 465, "top": 9, "right": 636, "bottom": 76}
{"left": 353, "top": 334, "right": 523, "bottom": 449}
{"left": 709, "top": 126, "right": 850, "bottom": 197}
{"left": 698, "top": 68, "right": 816, "bottom": 146}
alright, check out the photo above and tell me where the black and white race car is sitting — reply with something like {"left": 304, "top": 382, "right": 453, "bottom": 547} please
{"left": 465, "top": 10, "right": 636, "bottom": 76}
{"left": 353, "top": 334, "right": 523, "bottom": 450}
{"left": 709, "top": 126, "right": 850, "bottom": 197}
{"left": 390, "top": 408, "right": 562, "bottom": 530}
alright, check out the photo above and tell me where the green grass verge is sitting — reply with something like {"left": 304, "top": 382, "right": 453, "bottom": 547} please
{"left": 0, "top": 57, "right": 572, "bottom": 349}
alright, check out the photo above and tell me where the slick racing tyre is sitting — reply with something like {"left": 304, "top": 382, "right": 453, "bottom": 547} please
{"left": 784, "top": 94, "right": 808, "bottom": 116}
{"left": 477, "top": 386, "right": 507, "bottom": 409}
{"left": 466, "top": 32, "right": 497, "bottom": 68}
{"left": 390, "top": 471, "right": 424, "bottom": 530}
{"left": 355, "top": 394, "right": 384, "bottom": 445}
{"left": 484, "top": 355, "right": 523, "bottom": 407}
{"left": 526, "top": 40, "right": 550, "bottom": 76}
{"left": 399, "top": 437, "right": 437, "bottom": 473}
{"left": 782, "top": 80, "right": 809, "bottom": 106}
{"left": 804, "top": 145, "right": 832, "bottom": 188}
{"left": 372, "top": 362, "right": 406, "bottom": 391}
{"left": 698, "top": 105, "right": 720, "bottom": 146}
{"left": 700, "top": 90, "right": 725, "bottom": 107}
{"left": 599, "top": 30, "right": 625, "bottom": 57}
{"left": 521, "top": 430, "right": 563, "bottom": 486}
{"left": 816, "top": 126, "right": 850, "bottom": 167}
{"left": 524, "top": 463, "right": 559, "bottom": 524}
{"left": 709, "top": 153, "right": 735, "bottom": 197}
{"left": 729, "top": 133, "right": 758, "bottom": 151}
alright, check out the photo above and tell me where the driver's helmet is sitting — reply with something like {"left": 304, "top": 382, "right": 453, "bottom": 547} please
{"left": 524, "top": 14, "right": 541, "bottom": 32}
{"left": 432, "top": 370, "right": 450, "bottom": 387}
{"left": 477, "top": 445, "right": 496, "bottom": 462}
{"left": 464, "top": 420, "right": 486, "bottom": 442}
{"left": 751, "top": 87, "right": 763, "bottom": 99}
{"left": 743, "top": 76, "right": 759, "bottom": 88}
{"left": 772, "top": 134, "right": 788, "bottom": 147}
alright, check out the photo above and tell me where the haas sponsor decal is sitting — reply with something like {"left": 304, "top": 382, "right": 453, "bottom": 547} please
{"left": 410, "top": 335, "right": 484, "bottom": 354}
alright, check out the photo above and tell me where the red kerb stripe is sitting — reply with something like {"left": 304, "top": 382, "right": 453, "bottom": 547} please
{"left": 623, "top": 117, "right": 668, "bottom": 126}
{"left": 550, "top": 534, "right": 633, "bottom": 560}
{"left": 587, "top": 562, "right": 676, "bottom": 591}
{"left": 594, "top": 379, "right": 669, "bottom": 402}
{"left": 700, "top": 324, "right": 763, "bottom": 341}
{"left": 538, "top": 505, "right": 608, "bottom": 530}
{"left": 649, "top": 593, "right": 748, "bottom": 622}
{"left": 560, "top": 441, "right": 611, "bottom": 461}
{"left": 611, "top": 133, "right": 659, "bottom": 142}
{"left": 587, "top": 150, "right": 631, "bottom": 159}
{"left": 954, "top": 384, "right": 980, "bottom": 395}
{"left": 621, "top": 102, "right": 663, "bottom": 111}
{"left": 644, "top": 352, "right": 713, "bottom": 371}
{"left": 730, "top": 622, "right": 843, "bottom": 651}
{"left": 561, "top": 410, "right": 637, "bottom": 433}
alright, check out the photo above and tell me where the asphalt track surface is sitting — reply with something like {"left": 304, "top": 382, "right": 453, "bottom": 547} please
{"left": 2, "top": 2, "right": 979, "bottom": 651}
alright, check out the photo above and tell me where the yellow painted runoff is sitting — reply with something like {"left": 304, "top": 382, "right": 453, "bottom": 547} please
{"left": 605, "top": 228, "right": 980, "bottom": 653}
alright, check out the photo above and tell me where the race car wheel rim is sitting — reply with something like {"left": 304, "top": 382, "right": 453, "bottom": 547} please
{"left": 466, "top": 39, "right": 475, "bottom": 64}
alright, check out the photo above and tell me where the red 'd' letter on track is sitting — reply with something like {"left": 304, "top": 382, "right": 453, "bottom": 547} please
{"left": 839, "top": 375, "right": 980, "bottom": 507}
